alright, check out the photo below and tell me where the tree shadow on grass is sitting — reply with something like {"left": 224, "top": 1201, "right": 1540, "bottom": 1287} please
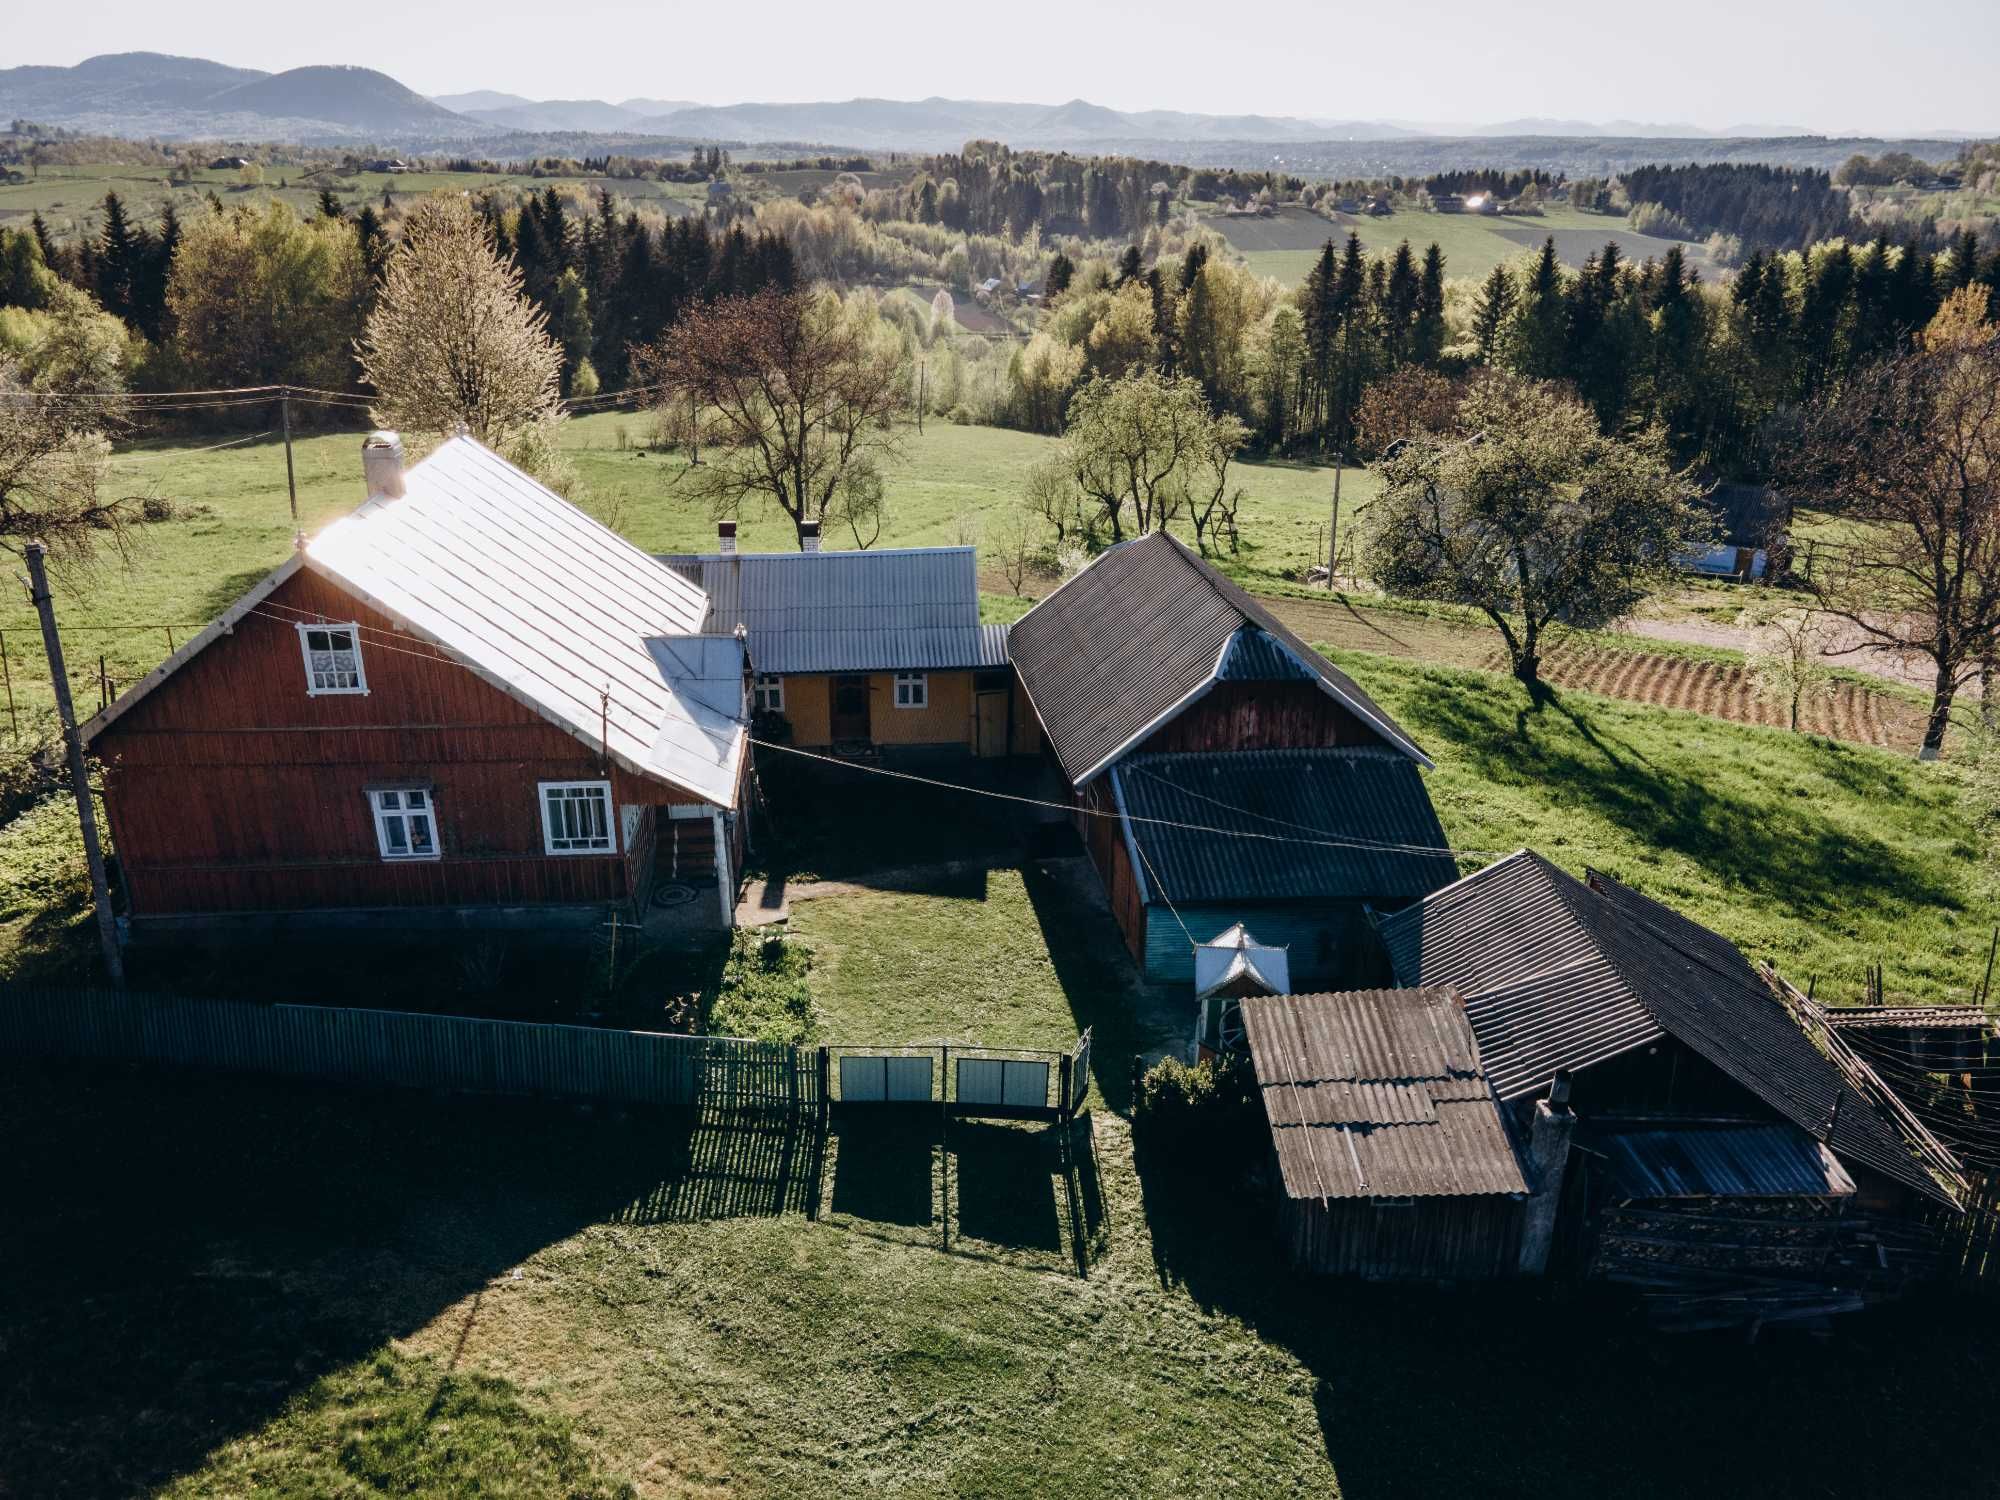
{"left": 1396, "top": 675, "right": 1961, "bottom": 926}
{"left": 1131, "top": 1136, "right": 2000, "bottom": 1500}
{"left": 0, "top": 1063, "right": 818, "bottom": 1500}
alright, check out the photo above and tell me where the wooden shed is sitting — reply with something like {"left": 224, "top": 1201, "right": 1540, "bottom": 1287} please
{"left": 1239, "top": 987, "right": 1549, "bottom": 1280}
{"left": 1007, "top": 533, "right": 1454, "bottom": 985}
{"left": 1378, "top": 851, "right": 1964, "bottom": 1322}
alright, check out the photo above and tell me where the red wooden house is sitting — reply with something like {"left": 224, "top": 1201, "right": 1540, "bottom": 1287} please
{"left": 83, "top": 433, "right": 751, "bottom": 940}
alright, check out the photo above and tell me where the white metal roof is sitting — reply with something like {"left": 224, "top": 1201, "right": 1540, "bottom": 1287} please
{"left": 661, "top": 546, "right": 1008, "bottom": 675}
{"left": 87, "top": 437, "right": 746, "bottom": 808}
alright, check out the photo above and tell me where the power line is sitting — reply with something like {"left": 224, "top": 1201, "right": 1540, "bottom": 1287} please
{"left": 746, "top": 737, "right": 1501, "bottom": 862}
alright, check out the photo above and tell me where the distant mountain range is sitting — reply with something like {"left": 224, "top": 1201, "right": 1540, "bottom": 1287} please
{"left": 0, "top": 52, "right": 466, "bottom": 140}
{"left": 2, "top": 52, "right": 1989, "bottom": 157}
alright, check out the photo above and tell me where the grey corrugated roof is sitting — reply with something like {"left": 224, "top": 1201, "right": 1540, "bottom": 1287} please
{"left": 1240, "top": 987, "right": 1529, "bottom": 1200}
{"left": 659, "top": 546, "right": 1005, "bottom": 675}
{"left": 1113, "top": 749, "right": 1457, "bottom": 906}
{"left": 1378, "top": 851, "right": 1950, "bottom": 1204}
{"left": 1007, "top": 533, "right": 1429, "bottom": 786}
{"left": 1599, "top": 1126, "right": 1856, "bottom": 1200}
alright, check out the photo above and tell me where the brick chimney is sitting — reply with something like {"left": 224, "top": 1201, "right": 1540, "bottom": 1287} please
{"left": 717, "top": 520, "right": 737, "bottom": 555}
{"left": 800, "top": 521, "right": 821, "bottom": 553}
{"left": 362, "top": 431, "right": 406, "bottom": 500}
{"left": 1516, "top": 1069, "right": 1575, "bottom": 1276}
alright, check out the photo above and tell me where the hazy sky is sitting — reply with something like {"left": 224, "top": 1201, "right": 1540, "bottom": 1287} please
{"left": 13, "top": 0, "right": 1998, "bottom": 135}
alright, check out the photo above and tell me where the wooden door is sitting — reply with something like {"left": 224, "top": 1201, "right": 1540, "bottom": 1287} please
{"left": 831, "top": 675, "right": 871, "bottom": 741}
{"left": 975, "top": 691, "right": 1007, "bottom": 757}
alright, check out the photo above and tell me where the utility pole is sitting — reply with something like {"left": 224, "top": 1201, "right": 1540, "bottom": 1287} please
{"left": 917, "top": 358, "right": 926, "bottom": 436}
{"left": 1326, "top": 452, "right": 1343, "bottom": 590}
{"left": 281, "top": 385, "right": 299, "bottom": 526}
{"left": 24, "top": 543, "right": 124, "bottom": 985}
{"left": 688, "top": 388, "right": 700, "bottom": 466}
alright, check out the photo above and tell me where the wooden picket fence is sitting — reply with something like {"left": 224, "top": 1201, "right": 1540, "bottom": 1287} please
{"left": 0, "top": 984, "right": 817, "bottom": 1113}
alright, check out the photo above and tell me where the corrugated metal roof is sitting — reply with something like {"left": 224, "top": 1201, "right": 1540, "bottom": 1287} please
{"left": 1240, "top": 987, "right": 1529, "bottom": 1200}
{"left": 87, "top": 438, "right": 746, "bottom": 808}
{"left": 1599, "top": 1126, "right": 1856, "bottom": 1200}
{"left": 1113, "top": 748, "right": 1458, "bottom": 905}
{"left": 1378, "top": 851, "right": 1950, "bottom": 1204}
{"left": 660, "top": 547, "right": 1004, "bottom": 674}
{"left": 1007, "top": 532, "right": 1429, "bottom": 786}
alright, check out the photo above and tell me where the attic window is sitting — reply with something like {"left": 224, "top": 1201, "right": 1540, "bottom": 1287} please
{"left": 298, "top": 623, "right": 366, "bottom": 696}
{"left": 540, "top": 780, "right": 616, "bottom": 855}
{"left": 894, "top": 672, "right": 928, "bottom": 709}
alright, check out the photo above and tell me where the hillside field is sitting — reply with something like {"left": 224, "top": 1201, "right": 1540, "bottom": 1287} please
{"left": 1205, "top": 202, "right": 1713, "bottom": 284}
{"left": 0, "top": 162, "right": 700, "bottom": 241}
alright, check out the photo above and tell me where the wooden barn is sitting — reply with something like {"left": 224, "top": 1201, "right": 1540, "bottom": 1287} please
{"left": 662, "top": 524, "right": 1022, "bottom": 760}
{"left": 84, "top": 433, "right": 752, "bottom": 939}
{"left": 1378, "top": 851, "right": 1963, "bottom": 1325}
{"left": 1007, "top": 532, "right": 1455, "bottom": 987}
{"left": 1238, "top": 987, "right": 1568, "bottom": 1280}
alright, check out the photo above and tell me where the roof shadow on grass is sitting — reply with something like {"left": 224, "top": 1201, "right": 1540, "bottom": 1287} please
{"left": 1393, "top": 673, "right": 1960, "bottom": 926}
{"left": 1132, "top": 1135, "right": 2000, "bottom": 1500}
{"left": 0, "top": 1064, "right": 810, "bottom": 1499}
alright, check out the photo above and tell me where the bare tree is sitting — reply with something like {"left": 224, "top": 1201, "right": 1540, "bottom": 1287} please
{"left": 1024, "top": 452, "right": 1085, "bottom": 548}
{"left": 0, "top": 342, "right": 134, "bottom": 572}
{"left": 1783, "top": 336, "right": 2000, "bottom": 758}
{"left": 636, "top": 288, "right": 907, "bottom": 549}
{"left": 988, "top": 500, "right": 1038, "bottom": 595}
{"left": 1174, "top": 411, "right": 1249, "bottom": 557}
{"left": 1745, "top": 607, "right": 1836, "bottom": 733}
{"left": 356, "top": 197, "right": 563, "bottom": 451}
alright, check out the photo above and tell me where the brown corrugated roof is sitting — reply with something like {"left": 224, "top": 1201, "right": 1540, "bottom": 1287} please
{"left": 1240, "top": 987, "right": 1529, "bottom": 1201}
{"left": 1378, "top": 851, "right": 1953, "bottom": 1205}
{"left": 1007, "top": 532, "right": 1428, "bottom": 786}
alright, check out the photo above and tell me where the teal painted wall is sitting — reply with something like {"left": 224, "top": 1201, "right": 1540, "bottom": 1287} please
{"left": 1142, "top": 902, "right": 1387, "bottom": 989}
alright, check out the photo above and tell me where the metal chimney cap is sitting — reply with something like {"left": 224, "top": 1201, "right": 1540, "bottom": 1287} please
{"left": 362, "top": 430, "right": 407, "bottom": 499}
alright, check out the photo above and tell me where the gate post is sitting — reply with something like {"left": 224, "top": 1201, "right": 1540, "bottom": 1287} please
{"left": 1059, "top": 1054, "right": 1073, "bottom": 1124}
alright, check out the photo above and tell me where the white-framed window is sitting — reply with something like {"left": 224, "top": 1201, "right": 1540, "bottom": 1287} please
{"left": 893, "top": 671, "right": 928, "bottom": 709}
{"left": 298, "top": 622, "right": 366, "bottom": 695}
{"left": 753, "top": 673, "right": 784, "bottom": 713}
{"left": 540, "top": 780, "right": 616, "bottom": 855}
{"left": 369, "top": 787, "right": 439, "bottom": 860}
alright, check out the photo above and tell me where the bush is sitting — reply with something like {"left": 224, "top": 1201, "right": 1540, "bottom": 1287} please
{"left": 706, "top": 928, "right": 818, "bottom": 1043}
{"left": 1132, "top": 1051, "right": 1262, "bottom": 1175}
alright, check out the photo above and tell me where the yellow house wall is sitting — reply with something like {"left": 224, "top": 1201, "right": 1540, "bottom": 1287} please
{"left": 780, "top": 673, "right": 832, "bottom": 746}
{"left": 869, "top": 670, "right": 976, "bottom": 747}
